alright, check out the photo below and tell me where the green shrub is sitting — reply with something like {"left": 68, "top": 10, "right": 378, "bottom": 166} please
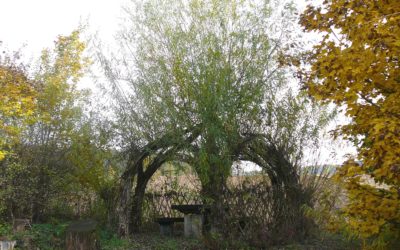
{"left": 0, "top": 222, "right": 12, "bottom": 238}
{"left": 11, "top": 222, "right": 69, "bottom": 250}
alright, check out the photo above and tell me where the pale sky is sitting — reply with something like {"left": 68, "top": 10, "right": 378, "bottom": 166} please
{"left": 0, "top": 0, "right": 127, "bottom": 55}
{"left": 0, "top": 0, "right": 313, "bottom": 54}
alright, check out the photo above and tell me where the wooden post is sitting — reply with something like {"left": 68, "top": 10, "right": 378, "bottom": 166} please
{"left": 0, "top": 240, "right": 16, "bottom": 250}
{"left": 184, "top": 214, "right": 203, "bottom": 238}
{"left": 65, "top": 220, "right": 99, "bottom": 250}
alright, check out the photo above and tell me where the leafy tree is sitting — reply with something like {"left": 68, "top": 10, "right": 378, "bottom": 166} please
{"left": 0, "top": 48, "right": 36, "bottom": 161}
{"left": 99, "top": 0, "right": 333, "bottom": 237}
{"left": 0, "top": 30, "right": 112, "bottom": 222}
{"left": 23, "top": 30, "right": 91, "bottom": 221}
{"left": 300, "top": 1, "right": 400, "bottom": 247}
{"left": 100, "top": 0, "right": 279, "bottom": 234}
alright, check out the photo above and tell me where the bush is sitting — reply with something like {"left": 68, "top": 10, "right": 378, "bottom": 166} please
{"left": 8, "top": 222, "right": 69, "bottom": 250}
{"left": 0, "top": 222, "right": 12, "bottom": 239}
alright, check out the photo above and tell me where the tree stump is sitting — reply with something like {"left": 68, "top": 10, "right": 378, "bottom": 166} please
{"left": 65, "top": 220, "right": 99, "bottom": 250}
{"left": 12, "top": 219, "right": 31, "bottom": 233}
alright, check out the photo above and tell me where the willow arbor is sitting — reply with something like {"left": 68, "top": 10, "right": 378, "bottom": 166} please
{"left": 98, "top": 0, "right": 331, "bottom": 237}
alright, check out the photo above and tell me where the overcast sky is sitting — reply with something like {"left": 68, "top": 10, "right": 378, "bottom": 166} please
{"left": 0, "top": 0, "right": 314, "bottom": 53}
{"left": 0, "top": 0, "right": 127, "bottom": 55}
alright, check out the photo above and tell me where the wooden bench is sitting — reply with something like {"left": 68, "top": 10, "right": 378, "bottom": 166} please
{"left": 155, "top": 217, "right": 184, "bottom": 236}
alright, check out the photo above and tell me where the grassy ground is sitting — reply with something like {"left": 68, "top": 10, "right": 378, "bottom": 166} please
{"left": 101, "top": 232, "right": 203, "bottom": 250}
{"left": 1, "top": 221, "right": 360, "bottom": 250}
{"left": 270, "top": 233, "right": 361, "bottom": 250}
{"left": 101, "top": 231, "right": 360, "bottom": 250}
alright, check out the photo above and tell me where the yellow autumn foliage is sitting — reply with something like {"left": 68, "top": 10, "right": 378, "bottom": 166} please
{"left": 300, "top": 0, "right": 400, "bottom": 248}
{"left": 35, "top": 30, "right": 90, "bottom": 125}
{"left": 0, "top": 64, "right": 36, "bottom": 160}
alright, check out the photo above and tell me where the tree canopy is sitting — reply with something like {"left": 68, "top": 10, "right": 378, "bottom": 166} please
{"left": 96, "top": 0, "right": 334, "bottom": 237}
{"left": 0, "top": 30, "right": 114, "bottom": 222}
{"left": 102, "top": 0, "right": 322, "bottom": 179}
{"left": 300, "top": 0, "right": 400, "bottom": 247}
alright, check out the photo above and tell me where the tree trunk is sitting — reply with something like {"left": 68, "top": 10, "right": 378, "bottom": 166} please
{"left": 129, "top": 181, "right": 147, "bottom": 233}
{"left": 201, "top": 171, "right": 227, "bottom": 235}
{"left": 117, "top": 164, "right": 152, "bottom": 236}
{"left": 31, "top": 201, "right": 44, "bottom": 223}
{"left": 117, "top": 174, "right": 133, "bottom": 237}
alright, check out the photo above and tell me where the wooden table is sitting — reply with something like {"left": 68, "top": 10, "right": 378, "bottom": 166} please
{"left": 171, "top": 204, "right": 203, "bottom": 237}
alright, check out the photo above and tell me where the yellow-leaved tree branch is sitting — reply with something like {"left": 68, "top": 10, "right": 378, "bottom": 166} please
{"left": 300, "top": 0, "right": 400, "bottom": 249}
{"left": 0, "top": 52, "right": 36, "bottom": 160}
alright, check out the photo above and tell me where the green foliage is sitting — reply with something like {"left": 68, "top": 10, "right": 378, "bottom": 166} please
{"left": 0, "top": 222, "right": 12, "bottom": 238}
{"left": 0, "top": 29, "right": 114, "bottom": 223}
{"left": 0, "top": 159, "right": 35, "bottom": 218}
{"left": 263, "top": 90, "right": 335, "bottom": 166}
{"left": 0, "top": 30, "right": 93, "bottom": 221}
{"left": 7, "top": 223, "right": 69, "bottom": 250}
{"left": 29, "top": 223, "right": 68, "bottom": 249}
{"left": 103, "top": 0, "right": 315, "bottom": 199}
